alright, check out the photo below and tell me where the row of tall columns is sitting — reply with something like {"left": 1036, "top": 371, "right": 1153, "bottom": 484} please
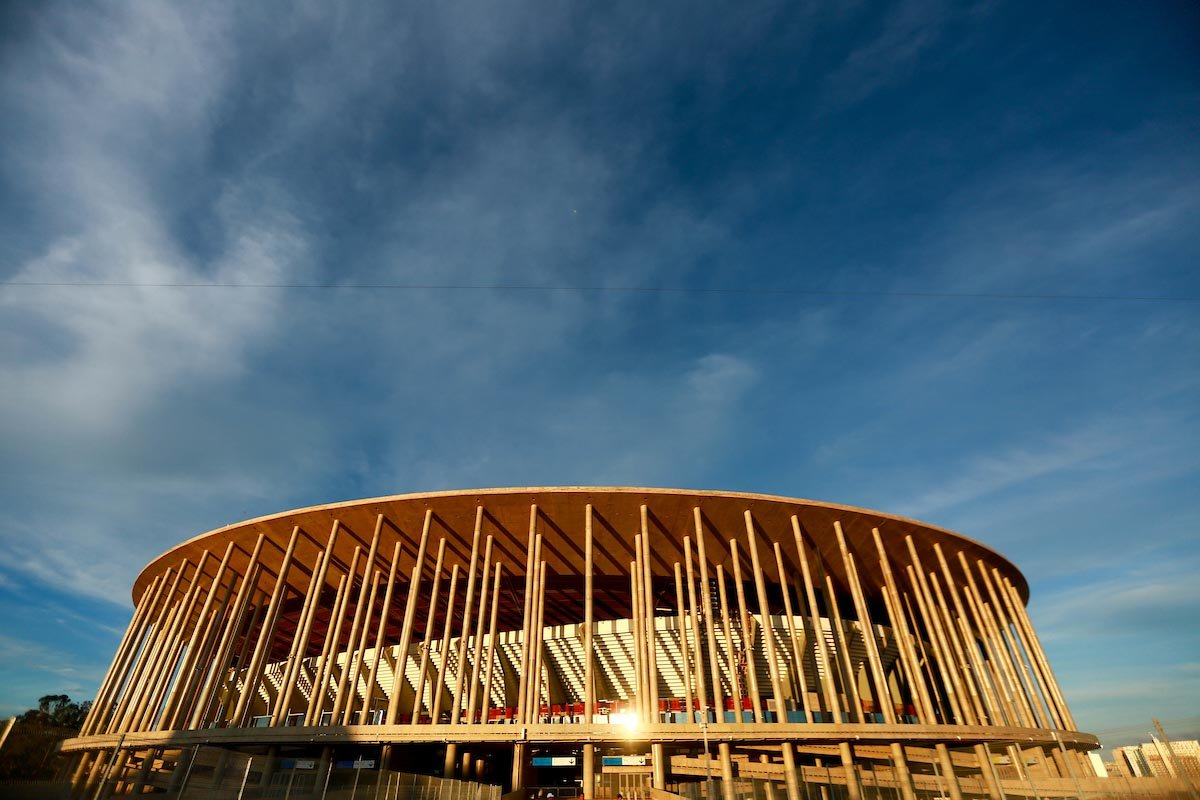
{"left": 73, "top": 506, "right": 522, "bottom": 792}
{"left": 273, "top": 522, "right": 339, "bottom": 724}
{"left": 386, "top": 510, "right": 431, "bottom": 724}
{"left": 447, "top": 562, "right": 503, "bottom": 788}
{"left": 192, "top": 535, "right": 266, "bottom": 728}
{"left": 605, "top": 509, "right": 1078, "bottom": 800}
{"left": 104, "top": 565, "right": 182, "bottom": 735}
{"left": 87, "top": 524, "right": 1069, "bottom": 734}
{"left": 75, "top": 502, "right": 1080, "bottom": 800}
{"left": 656, "top": 512, "right": 1073, "bottom": 746}
{"left": 583, "top": 508, "right": 596, "bottom": 800}
{"left": 80, "top": 519, "right": 342, "bottom": 737}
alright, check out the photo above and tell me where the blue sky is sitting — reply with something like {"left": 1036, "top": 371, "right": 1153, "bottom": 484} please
{"left": 0, "top": 1, "right": 1196, "bottom": 751}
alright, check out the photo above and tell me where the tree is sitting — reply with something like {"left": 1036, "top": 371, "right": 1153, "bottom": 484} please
{"left": 0, "top": 694, "right": 92, "bottom": 781}
{"left": 20, "top": 695, "right": 91, "bottom": 730}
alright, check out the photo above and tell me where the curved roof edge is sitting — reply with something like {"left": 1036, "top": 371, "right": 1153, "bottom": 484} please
{"left": 133, "top": 486, "right": 1029, "bottom": 604}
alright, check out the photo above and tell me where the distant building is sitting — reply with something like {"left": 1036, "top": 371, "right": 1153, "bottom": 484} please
{"left": 1173, "top": 740, "right": 1200, "bottom": 779}
{"left": 1114, "top": 745, "right": 1152, "bottom": 777}
{"left": 1114, "top": 739, "right": 1200, "bottom": 780}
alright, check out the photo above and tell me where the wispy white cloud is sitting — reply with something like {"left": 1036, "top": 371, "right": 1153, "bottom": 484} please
{"left": 0, "top": 1, "right": 303, "bottom": 431}
{"left": 0, "top": 2, "right": 317, "bottom": 603}
{"left": 896, "top": 417, "right": 1137, "bottom": 518}
{"left": 588, "top": 352, "right": 761, "bottom": 481}
{"left": 392, "top": 351, "right": 760, "bottom": 491}
{"left": 0, "top": 0, "right": 740, "bottom": 608}
{"left": 1034, "top": 557, "right": 1200, "bottom": 643}
{"left": 919, "top": 142, "right": 1200, "bottom": 298}
{"left": 1, "top": 216, "right": 303, "bottom": 431}
{"left": 822, "top": 0, "right": 953, "bottom": 109}
{"left": 0, "top": 632, "right": 110, "bottom": 714}
{"left": 1056, "top": 668, "right": 1200, "bottom": 752}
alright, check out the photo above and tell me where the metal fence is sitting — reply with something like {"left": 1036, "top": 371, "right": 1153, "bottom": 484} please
{"left": 0, "top": 779, "right": 73, "bottom": 800}
{"left": 667, "top": 742, "right": 1197, "bottom": 800}
{"left": 672, "top": 774, "right": 1195, "bottom": 800}
{"left": 69, "top": 742, "right": 1199, "bottom": 800}
{"left": 149, "top": 747, "right": 504, "bottom": 800}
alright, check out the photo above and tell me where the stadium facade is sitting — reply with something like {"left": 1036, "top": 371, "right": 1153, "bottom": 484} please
{"left": 64, "top": 487, "right": 1107, "bottom": 798}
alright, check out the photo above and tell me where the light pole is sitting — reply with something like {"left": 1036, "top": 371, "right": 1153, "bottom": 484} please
{"left": 236, "top": 757, "right": 253, "bottom": 800}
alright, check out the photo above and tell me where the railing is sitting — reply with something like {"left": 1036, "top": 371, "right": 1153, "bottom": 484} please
{"left": 159, "top": 748, "right": 503, "bottom": 800}
{"left": 0, "top": 780, "right": 72, "bottom": 800}
{"left": 233, "top": 698, "right": 927, "bottom": 729}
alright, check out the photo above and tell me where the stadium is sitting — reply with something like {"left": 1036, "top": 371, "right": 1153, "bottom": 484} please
{"left": 63, "top": 487, "right": 1107, "bottom": 799}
